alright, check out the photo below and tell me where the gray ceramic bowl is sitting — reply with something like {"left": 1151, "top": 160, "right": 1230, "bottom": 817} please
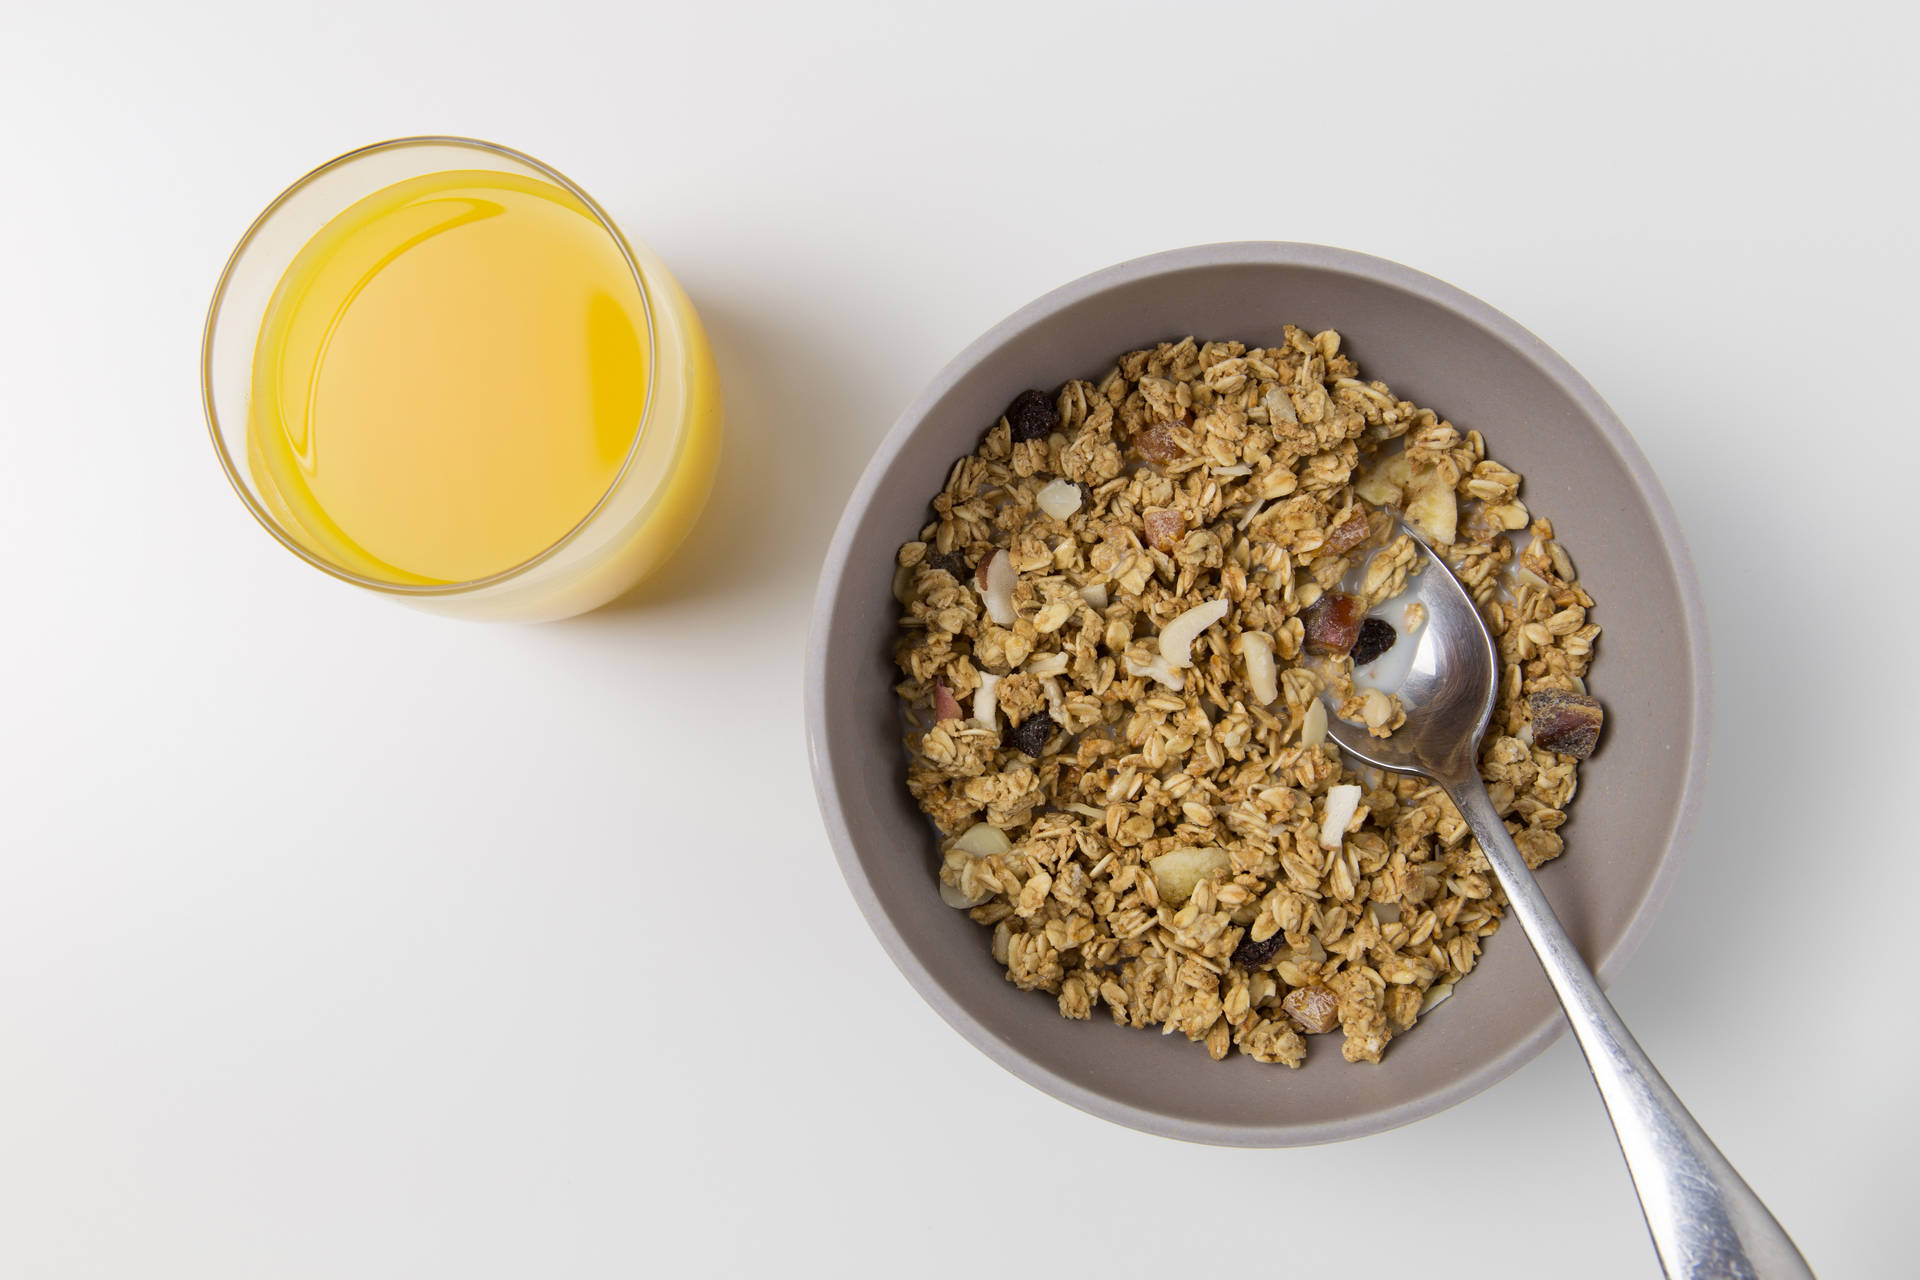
{"left": 806, "top": 243, "right": 1708, "bottom": 1146}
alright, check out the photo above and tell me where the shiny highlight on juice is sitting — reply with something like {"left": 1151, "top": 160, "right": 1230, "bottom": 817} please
{"left": 247, "top": 169, "right": 651, "bottom": 585}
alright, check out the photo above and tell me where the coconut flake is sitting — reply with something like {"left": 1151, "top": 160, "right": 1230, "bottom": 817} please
{"left": 1157, "top": 599, "right": 1230, "bottom": 669}
{"left": 1237, "top": 498, "right": 1267, "bottom": 532}
{"left": 1320, "top": 784, "right": 1362, "bottom": 848}
{"left": 1065, "top": 803, "right": 1109, "bottom": 821}
{"left": 1301, "top": 698, "right": 1328, "bottom": 747}
{"left": 980, "top": 549, "right": 1016, "bottom": 627}
{"left": 1024, "top": 652, "right": 1069, "bottom": 678}
{"left": 1211, "top": 464, "right": 1253, "bottom": 477}
{"left": 1035, "top": 478, "right": 1083, "bottom": 520}
{"left": 1079, "top": 582, "right": 1109, "bottom": 610}
{"left": 1242, "top": 633, "right": 1278, "bottom": 706}
{"left": 973, "top": 672, "right": 1001, "bottom": 728}
{"left": 1125, "top": 653, "right": 1186, "bottom": 691}
{"left": 1420, "top": 981, "right": 1455, "bottom": 1015}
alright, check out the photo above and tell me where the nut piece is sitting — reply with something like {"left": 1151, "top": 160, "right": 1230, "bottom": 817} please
{"left": 1349, "top": 617, "right": 1397, "bottom": 666}
{"left": 1035, "top": 478, "right": 1083, "bottom": 520}
{"left": 1241, "top": 633, "right": 1278, "bottom": 705}
{"left": 1528, "top": 689, "right": 1604, "bottom": 759}
{"left": 1323, "top": 511, "right": 1371, "bottom": 554}
{"left": 1143, "top": 507, "right": 1187, "bottom": 552}
{"left": 1283, "top": 984, "right": 1340, "bottom": 1035}
{"left": 1301, "top": 591, "right": 1366, "bottom": 655}
{"left": 979, "top": 548, "right": 1016, "bottom": 627}
{"left": 1005, "top": 389, "right": 1059, "bottom": 442}
{"left": 1147, "top": 846, "right": 1231, "bottom": 906}
{"left": 933, "top": 678, "right": 962, "bottom": 722}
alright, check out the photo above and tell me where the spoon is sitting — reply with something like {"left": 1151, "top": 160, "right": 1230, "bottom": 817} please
{"left": 1322, "top": 525, "right": 1812, "bottom": 1280}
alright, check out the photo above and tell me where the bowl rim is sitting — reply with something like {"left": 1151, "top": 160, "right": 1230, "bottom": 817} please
{"left": 804, "top": 241, "right": 1711, "bottom": 1146}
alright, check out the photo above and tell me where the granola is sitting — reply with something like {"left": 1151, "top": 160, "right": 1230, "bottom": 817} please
{"left": 891, "top": 331, "right": 1603, "bottom": 1065}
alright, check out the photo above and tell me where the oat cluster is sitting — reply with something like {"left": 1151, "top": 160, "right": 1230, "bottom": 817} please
{"left": 891, "top": 330, "right": 1601, "bottom": 1065}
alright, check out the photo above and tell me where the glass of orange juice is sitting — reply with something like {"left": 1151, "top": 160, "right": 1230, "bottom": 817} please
{"left": 202, "top": 136, "right": 721, "bottom": 621}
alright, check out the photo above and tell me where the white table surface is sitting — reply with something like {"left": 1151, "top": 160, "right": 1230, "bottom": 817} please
{"left": 3, "top": 2, "right": 1914, "bottom": 1275}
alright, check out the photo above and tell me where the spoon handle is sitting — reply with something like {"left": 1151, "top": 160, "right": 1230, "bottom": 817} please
{"left": 1445, "top": 777, "right": 1813, "bottom": 1279}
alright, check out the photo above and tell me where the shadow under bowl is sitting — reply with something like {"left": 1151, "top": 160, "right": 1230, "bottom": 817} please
{"left": 805, "top": 242, "right": 1708, "bottom": 1146}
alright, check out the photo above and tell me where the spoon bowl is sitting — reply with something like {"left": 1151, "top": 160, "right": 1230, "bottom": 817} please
{"left": 1321, "top": 526, "right": 1498, "bottom": 785}
{"left": 1321, "top": 524, "right": 1811, "bottom": 1279}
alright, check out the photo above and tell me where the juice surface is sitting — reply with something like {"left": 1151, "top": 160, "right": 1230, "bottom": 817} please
{"left": 247, "top": 169, "right": 650, "bottom": 584}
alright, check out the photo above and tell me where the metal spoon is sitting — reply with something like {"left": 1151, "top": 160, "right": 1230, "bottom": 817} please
{"left": 1322, "top": 526, "right": 1812, "bottom": 1280}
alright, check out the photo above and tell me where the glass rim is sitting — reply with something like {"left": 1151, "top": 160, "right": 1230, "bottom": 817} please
{"left": 199, "top": 134, "right": 662, "bottom": 596}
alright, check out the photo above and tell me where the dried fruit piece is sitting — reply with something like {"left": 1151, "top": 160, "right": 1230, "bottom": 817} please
{"left": 1529, "top": 689, "right": 1604, "bottom": 759}
{"left": 1232, "top": 931, "right": 1285, "bottom": 968}
{"left": 1005, "top": 709, "right": 1054, "bottom": 757}
{"left": 1324, "top": 511, "right": 1371, "bottom": 554}
{"left": 1143, "top": 507, "right": 1186, "bottom": 552}
{"left": 1301, "top": 591, "right": 1365, "bottom": 655}
{"left": 979, "top": 548, "right": 1016, "bottom": 626}
{"left": 933, "top": 678, "right": 962, "bottom": 722}
{"left": 929, "top": 550, "right": 970, "bottom": 579}
{"left": 1148, "top": 846, "right": 1231, "bottom": 906}
{"left": 1349, "top": 617, "right": 1397, "bottom": 666}
{"left": 1158, "top": 599, "right": 1229, "bottom": 668}
{"left": 1320, "top": 784, "right": 1362, "bottom": 848}
{"left": 1133, "top": 419, "right": 1188, "bottom": 464}
{"left": 1405, "top": 463, "right": 1458, "bottom": 544}
{"left": 1035, "top": 478, "right": 1083, "bottom": 520}
{"left": 1283, "top": 984, "right": 1340, "bottom": 1034}
{"left": 1005, "top": 389, "right": 1058, "bottom": 442}
{"left": 1355, "top": 451, "right": 1411, "bottom": 506}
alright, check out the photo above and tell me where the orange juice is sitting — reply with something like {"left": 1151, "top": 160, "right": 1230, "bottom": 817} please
{"left": 235, "top": 155, "right": 720, "bottom": 618}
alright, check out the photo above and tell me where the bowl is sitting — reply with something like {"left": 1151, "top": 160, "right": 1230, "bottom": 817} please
{"left": 805, "top": 242, "right": 1708, "bottom": 1146}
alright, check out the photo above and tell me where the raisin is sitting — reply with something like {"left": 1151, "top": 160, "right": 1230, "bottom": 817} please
{"left": 1005, "top": 389, "right": 1059, "bottom": 442}
{"left": 1324, "top": 511, "right": 1372, "bottom": 554}
{"left": 1350, "top": 617, "right": 1397, "bottom": 666}
{"left": 928, "top": 550, "right": 970, "bottom": 580}
{"left": 1529, "top": 689, "right": 1604, "bottom": 759}
{"left": 1143, "top": 507, "right": 1186, "bottom": 552}
{"left": 1301, "top": 591, "right": 1366, "bottom": 655}
{"left": 1005, "top": 709, "right": 1054, "bottom": 757}
{"left": 1231, "top": 931, "right": 1285, "bottom": 968}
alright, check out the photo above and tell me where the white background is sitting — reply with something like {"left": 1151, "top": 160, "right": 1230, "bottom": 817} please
{"left": 2, "top": 1, "right": 1914, "bottom": 1276}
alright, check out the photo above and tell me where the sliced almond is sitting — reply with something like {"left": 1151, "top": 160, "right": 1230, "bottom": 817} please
{"left": 950, "top": 822, "right": 1012, "bottom": 858}
{"left": 1301, "top": 698, "right": 1329, "bottom": 747}
{"left": 1035, "top": 478, "right": 1083, "bottom": 520}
